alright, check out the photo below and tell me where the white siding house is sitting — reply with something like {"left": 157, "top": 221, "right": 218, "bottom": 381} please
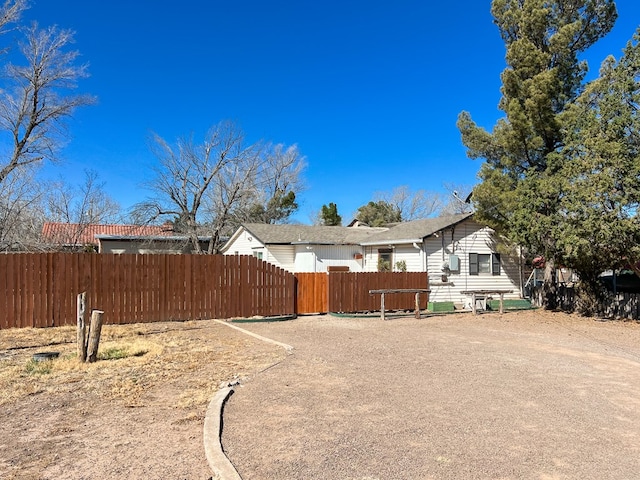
{"left": 303, "top": 245, "right": 364, "bottom": 273}
{"left": 221, "top": 224, "right": 382, "bottom": 273}
{"left": 424, "top": 219, "right": 521, "bottom": 306}
{"left": 222, "top": 215, "right": 523, "bottom": 308}
{"left": 357, "top": 214, "right": 521, "bottom": 306}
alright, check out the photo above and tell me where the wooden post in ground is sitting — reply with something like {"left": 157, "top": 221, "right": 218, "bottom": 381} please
{"left": 415, "top": 292, "right": 421, "bottom": 319}
{"left": 86, "top": 310, "right": 105, "bottom": 363}
{"left": 77, "top": 292, "right": 87, "bottom": 362}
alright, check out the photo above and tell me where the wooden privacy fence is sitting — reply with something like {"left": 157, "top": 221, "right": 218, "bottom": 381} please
{"left": 0, "top": 253, "right": 295, "bottom": 329}
{"left": 531, "top": 285, "right": 640, "bottom": 320}
{"left": 530, "top": 285, "right": 576, "bottom": 313}
{"left": 296, "top": 271, "right": 429, "bottom": 314}
{"left": 1, "top": 253, "right": 429, "bottom": 329}
{"left": 329, "top": 272, "right": 429, "bottom": 313}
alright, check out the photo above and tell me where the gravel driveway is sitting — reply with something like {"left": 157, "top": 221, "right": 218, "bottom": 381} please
{"left": 221, "top": 311, "right": 640, "bottom": 480}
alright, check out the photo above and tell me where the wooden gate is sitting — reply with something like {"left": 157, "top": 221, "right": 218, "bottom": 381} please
{"left": 295, "top": 273, "right": 328, "bottom": 314}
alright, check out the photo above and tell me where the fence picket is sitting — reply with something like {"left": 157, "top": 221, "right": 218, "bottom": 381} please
{"left": 0, "top": 256, "right": 7, "bottom": 329}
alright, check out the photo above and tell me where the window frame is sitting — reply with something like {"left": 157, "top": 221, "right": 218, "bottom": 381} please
{"left": 469, "top": 252, "right": 501, "bottom": 276}
{"left": 378, "top": 248, "right": 393, "bottom": 272}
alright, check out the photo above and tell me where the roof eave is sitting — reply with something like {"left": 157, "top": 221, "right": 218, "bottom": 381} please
{"left": 221, "top": 225, "right": 262, "bottom": 253}
{"left": 95, "top": 235, "right": 212, "bottom": 241}
{"left": 360, "top": 238, "right": 424, "bottom": 246}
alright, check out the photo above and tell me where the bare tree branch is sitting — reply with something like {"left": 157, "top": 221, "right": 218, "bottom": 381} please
{"left": 0, "top": 22, "right": 96, "bottom": 184}
{"left": 0, "top": 0, "right": 26, "bottom": 48}
{"left": 441, "top": 183, "right": 475, "bottom": 215}
{"left": 375, "top": 185, "right": 442, "bottom": 221}
{"left": 0, "top": 164, "right": 42, "bottom": 250}
{"left": 42, "top": 169, "right": 121, "bottom": 247}
{"left": 134, "top": 121, "right": 306, "bottom": 253}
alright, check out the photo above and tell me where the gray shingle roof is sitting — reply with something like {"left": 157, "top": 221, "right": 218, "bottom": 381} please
{"left": 242, "top": 223, "right": 386, "bottom": 245}
{"left": 359, "top": 213, "right": 473, "bottom": 245}
{"left": 241, "top": 213, "right": 473, "bottom": 247}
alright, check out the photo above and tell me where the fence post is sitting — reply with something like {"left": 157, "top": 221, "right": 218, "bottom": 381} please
{"left": 77, "top": 292, "right": 87, "bottom": 362}
{"left": 86, "top": 310, "right": 105, "bottom": 363}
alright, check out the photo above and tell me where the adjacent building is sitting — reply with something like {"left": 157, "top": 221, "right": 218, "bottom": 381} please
{"left": 40, "top": 222, "right": 209, "bottom": 253}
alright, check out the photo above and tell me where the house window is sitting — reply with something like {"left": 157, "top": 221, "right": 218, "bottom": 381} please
{"left": 378, "top": 248, "right": 392, "bottom": 272}
{"left": 253, "top": 251, "right": 263, "bottom": 260}
{"left": 469, "top": 253, "right": 500, "bottom": 275}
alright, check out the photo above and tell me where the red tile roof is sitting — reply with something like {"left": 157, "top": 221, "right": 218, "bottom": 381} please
{"left": 41, "top": 222, "right": 175, "bottom": 246}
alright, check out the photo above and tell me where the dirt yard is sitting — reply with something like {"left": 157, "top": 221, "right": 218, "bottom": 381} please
{"left": 0, "top": 319, "right": 287, "bottom": 480}
{"left": 2, "top": 310, "right": 640, "bottom": 479}
{"left": 222, "top": 310, "right": 640, "bottom": 479}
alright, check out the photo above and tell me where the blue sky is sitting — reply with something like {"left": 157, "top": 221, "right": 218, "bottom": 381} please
{"left": 23, "top": 0, "right": 640, "bottom": 223}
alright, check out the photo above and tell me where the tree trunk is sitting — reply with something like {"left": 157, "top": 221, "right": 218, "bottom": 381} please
{"left": 542, "top": 258, "right": 558, "bottom": 310}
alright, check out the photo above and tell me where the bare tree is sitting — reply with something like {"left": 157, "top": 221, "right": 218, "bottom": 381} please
{"left": 0, "top": 3, "right": 95, "bottom": 247}
{"left": 45, "top": 170, "right": 120, "bottom": 222}
{"left": 0, "top": 168, "right": 120, "bottom": 251}
{"left": 135, "top": 122, "right": 248, "bottom": 254}
{"left": 440, "top": 183, "right": 474, "bottom": 215}
{"left": 195, "top": 134, "right": 272, "bottom": 253}
{"left": 237, "top": 143, "right": 306, "bottom": 225}
{"left": 0, "top": 21, "right": 95, "bottom": 184}
{"left": 0, "top": 0, "right": 26, "bottom": 46}
{"left": 39, "top": 170, "right": 120, "bottom": 248}
{"left": 375, "top": 185, "right": 442, "bottom": 221}
{"left": 0, "top": 165, "right": 42, "bottom": 250}
{"left": 135, "top": 121, "right": 306, "bottom": 253}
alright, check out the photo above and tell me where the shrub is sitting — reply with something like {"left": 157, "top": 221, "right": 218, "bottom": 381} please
{"left": 395, "top": 260, "right": 407, "bottom": 272}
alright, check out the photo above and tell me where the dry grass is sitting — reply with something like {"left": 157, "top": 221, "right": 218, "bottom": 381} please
{"left": 0, "top": 318, "right": 288, "bottom": 479}
{"left": 0, "top": 319, "right": 286, "bottom": 409}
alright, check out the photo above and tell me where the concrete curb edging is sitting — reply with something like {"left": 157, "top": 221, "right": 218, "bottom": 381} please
{"left": 204, "top": 320, "right": 294, "bottom": 479}
{"left": 214, "top": 319, "right": 294, "bottom": 352}
{"left": 204, "top": 385, "right": 242, "bottom": 480}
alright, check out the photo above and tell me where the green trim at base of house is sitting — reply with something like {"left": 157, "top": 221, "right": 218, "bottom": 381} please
{"left": 427, "top": 301, "right": 456, "bottom": 313}
{"left": 487, "top": 299, "right": 534, "bottom": 311}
